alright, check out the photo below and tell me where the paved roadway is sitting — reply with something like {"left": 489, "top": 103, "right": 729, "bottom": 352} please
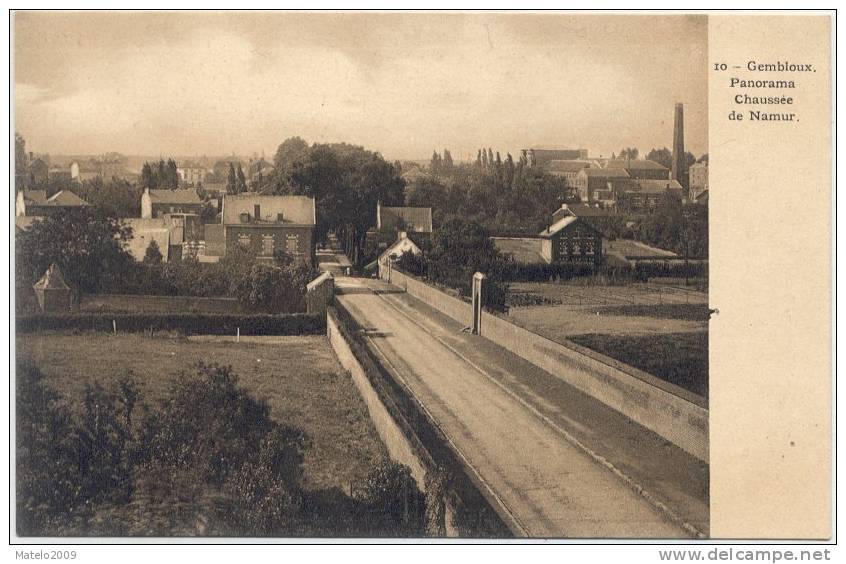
{"left": 334, "top": 275, "right": 694, "bottom": 538}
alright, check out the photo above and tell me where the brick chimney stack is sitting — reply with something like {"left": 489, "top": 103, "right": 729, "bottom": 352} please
{"left": 671, "top": 103, "right": 685, "bottom": 186}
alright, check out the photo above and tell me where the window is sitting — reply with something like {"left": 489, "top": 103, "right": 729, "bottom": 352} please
{"left": 238, "top": 233, "right": 251, "bottom": 247}
{"left": 285, "top": 234, "right": 300, "bottom": 254}
{"left": 261, "top": 234, "right": 274, "bottom": 256}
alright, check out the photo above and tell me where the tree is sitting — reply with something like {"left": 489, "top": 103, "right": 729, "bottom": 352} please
{"left": 227, "top": 163, "right": 238, "bottom": 195}
{"left": 430, "top": 151, "right": 441, "bottom": 175}
{"left": 16, "top": 208, "right": 134, "bottom": 295}
{"left": 426, "top": 217, "right": 510, "bottom": 311}
{"left": 504, "top": 153, "right": 515, "bottom": 190}
{"left": 140, "top": 163, "right": 155, "bottom": 190}
{"left": 442, "top": 149, "right": 453, "bottom": 172}
{"left": 75, "top": 178, "right": 143, "bottom": 217}
{"left": 15, "top": 132, "right": 29, "bottom": 191}
{"left": 273, "top": 137, "right": 310, "bottom": 188}
{"left": 157, "top": 160, "right": 167, "bottom": 186}
{"left": 236, "top": 163, "right": 248, "bottom": 194}
{"left": 143, "top": 240, "right": 164, "bottom": 264}
{"left": 288, "top": 143, "right": 404, "bottom": 266}
{"left": 646, "top": 147, "right": 673, "bottom": 169}
{"left": 619, "top": 147, "right": 639, "bottom": 160}
{"left": 165, "top": 159, "right": 179, "bottom": 189}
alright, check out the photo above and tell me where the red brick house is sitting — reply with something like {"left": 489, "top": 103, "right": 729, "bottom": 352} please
{"left": 221, "top": 194, "right": 316, "bottom": 266}
{"left": 538, "top": 205, "right": 603, "bottom": 267}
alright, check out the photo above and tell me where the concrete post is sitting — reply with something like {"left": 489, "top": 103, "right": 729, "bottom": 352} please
{"left": 471, "top": 272, "right": 486, "bottom": 335}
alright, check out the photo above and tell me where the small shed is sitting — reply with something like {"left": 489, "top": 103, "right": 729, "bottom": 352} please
{"left": 32, "top": 263, "right": 72, "bottom": 312}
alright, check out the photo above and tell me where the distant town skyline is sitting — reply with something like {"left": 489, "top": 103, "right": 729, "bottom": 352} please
{"left": 15, "top": 12, "right": 708, "bottom": 161}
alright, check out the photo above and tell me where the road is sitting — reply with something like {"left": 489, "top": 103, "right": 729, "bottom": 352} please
{"left": 335, "top": 275, "right": 693, "bottom": 538}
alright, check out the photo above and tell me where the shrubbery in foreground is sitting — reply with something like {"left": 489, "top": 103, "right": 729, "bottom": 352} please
{"left": 16, "top": 362, "right": 431, "bottom": 537}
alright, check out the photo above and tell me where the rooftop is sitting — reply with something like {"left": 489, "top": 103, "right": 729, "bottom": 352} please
{"left": 378, "top": 205, "right": 433, "bottom": 233}
{"left": 581, "top": 168, "right": 631, "bottom": 178}
{"left": 545, "top": 160, "right": 598, "bottom": 174}
{"left": 604, "top": 159, "right": 669, "bottom": 171}
{"left": 633, "top": 179, "right": 684, "bottom": 193}
{"left": 41, "top": 190, "right": 90, "bottom": 207}
{"left": 33, "top": 263, "right": 70, "bottom": 291}
{"left": 222, "top": 194, "right": 316, "bottom": 226}
{"left": 539, "top": 214, "right": 579, "bottom": 238}
{"left": 147, "top": 189, "right": 203, "bottom": 205}
{"left": 562, "top": 203, "right": 617, "bottom": 217}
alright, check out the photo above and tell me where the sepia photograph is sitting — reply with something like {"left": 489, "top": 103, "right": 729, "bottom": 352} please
{"left": 8, "top": 8, "right": 833, "bottom": 547}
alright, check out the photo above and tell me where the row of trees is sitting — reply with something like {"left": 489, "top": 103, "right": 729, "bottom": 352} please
{"left": 429, "top": 149, "right": 455, "bottom": 175}
{"left": 140, "top": 159, "right": 180, "bottom": 190}
{"left": 408, "top": 150, "right": 570, "bottom": 235}
{"left": 226, "top": 162, "right": 250, "bottom": 195}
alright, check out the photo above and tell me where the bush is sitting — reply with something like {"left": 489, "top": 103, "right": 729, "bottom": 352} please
{"left": 147, "top": 364, "right": 308, "bottom": 491}
{"left": 16, "top": 312, "right": 325, "bottom": 336}
{"left": 397, "top": 218, "right": 511, "bottom": 312}
{"left": 17, "top": 362, "right": 312, "bottom": 536}
{"left": 229, "top": 263, "right": 311, "bottom": 313}
{"left": 105, "top": 246, "right": 317, "bottom": 313}
{"left": 222, "top": 426, "right": 308, "bottom": 535}
{"left": 73, "top": 380, "right": 139, "bottom": 505}
{"left": 633, "top": 261, "right": 708, "bottom": 279}
{"left": 355, "top": 460, "right": 426, "bottom": 537}
{"left": 16, "top": 361, "right": 81, "bottom": 535}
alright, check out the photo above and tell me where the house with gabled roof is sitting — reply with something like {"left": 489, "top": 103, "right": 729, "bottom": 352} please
{"left": 141, "top": 188, "right": 203, "bottom": 218}
{"left": 618, "top": 179, "right": 684, "bottom": 212}
{"left": 17, "top": 189, "right": 90, "bottom": 217}
{"left": 573, "top": 168, "right": 634, "bottom": 205}
{"left": 221, "top": 194, "right": 317, "bottom": 266}
{"left": 538, "top": 204, "right": 603, "bottom": 267}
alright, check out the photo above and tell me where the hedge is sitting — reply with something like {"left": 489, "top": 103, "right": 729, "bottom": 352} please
{"left": 16, "top": 312, "right": 326, "bottom": 336}
{"left": 499, "top": 261, "right": 709, "bottom": 283}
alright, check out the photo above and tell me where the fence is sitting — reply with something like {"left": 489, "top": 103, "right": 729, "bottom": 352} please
{"left": 79, "top": 293, "right": 245, "bottom": 314}
{"left": 16, "top": 312, "right": 325, "bottom": 336}
{"left": 328, "top": 303, "right": 516, "bottom": 537}
{"left": 380, "top": 264, "right": 709, "bottom": 462}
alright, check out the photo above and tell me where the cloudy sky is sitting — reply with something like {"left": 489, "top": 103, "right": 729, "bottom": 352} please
{"left": 15, "top": 11, "right": 708, "bottom": 161}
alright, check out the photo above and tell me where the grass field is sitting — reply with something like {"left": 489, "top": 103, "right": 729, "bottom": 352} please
{"left": 17, "top": 333, "right": 389, "bottom": 535}
{"left": 604, "top": 239, "right": 677, "bottom": 258}
{"left": 506, "top": 282, "right": 709, "bottom": 397}
{"left": 569, "top": 332, "right": 709, "bottom": 397}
